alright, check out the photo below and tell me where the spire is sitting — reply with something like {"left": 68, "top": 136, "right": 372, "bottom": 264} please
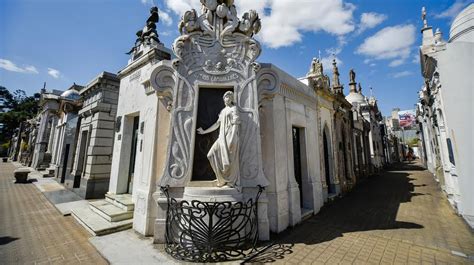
{"left": 331, "top": 58, "right": 343, "bottom": 94}
{"left": 422, "top": 7, "right": 428, "bottom": 28}
{"left": 358, "top": 83, "right": 362, "bottom": 94}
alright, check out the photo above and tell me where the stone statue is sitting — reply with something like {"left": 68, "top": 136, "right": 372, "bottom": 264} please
{"left": 309, "top": 58, "right": 323, "bottom": 76}
{"left": 238, "top": 10, "right": 261, "bottom": 36}
{"left": 127, "top": 6, "right": 161, "bottom": 55}
{"left": 349, "top": 69, "right": 356, "bottom": 83}
{"left": 197, "top": 91, "right": 240, "bottom": 189}
{"left": 178, "top": 9, "right": 199, "bottom": 35}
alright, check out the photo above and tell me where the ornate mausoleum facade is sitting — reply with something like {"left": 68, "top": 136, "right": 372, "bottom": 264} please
{"left": 7, "top": 2, "right": 393, "bottom": 256}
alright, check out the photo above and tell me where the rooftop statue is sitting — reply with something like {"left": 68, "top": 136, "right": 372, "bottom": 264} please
{"left": 127, "top": 6, "right": 161, "bottom": 55}
{"left": 349, "top": 69, "right": 356, "bottom": 84}
{"left": 309, "top": 58, "right": 323, "bottom": 76}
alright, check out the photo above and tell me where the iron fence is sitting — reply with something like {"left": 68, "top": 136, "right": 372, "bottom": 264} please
{"left": 160, "top": 185, "right": 264, "bottom": 262}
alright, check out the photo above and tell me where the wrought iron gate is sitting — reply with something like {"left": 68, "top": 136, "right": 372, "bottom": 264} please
{"left": 160, "top": 185, "right": 264, "bottom": 262}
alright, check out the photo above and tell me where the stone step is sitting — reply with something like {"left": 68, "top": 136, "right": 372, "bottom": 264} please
{"left": 301, "top": 208, "right": 313, "bottom": 221}
{"left": 71, "top": 207, "right": 133, "bottom": 236}
{"left": 105, "top": 193, "right": 134, "bottom": 211}
{"left": 89, "top": 200, "right": 133, "bottom": 222}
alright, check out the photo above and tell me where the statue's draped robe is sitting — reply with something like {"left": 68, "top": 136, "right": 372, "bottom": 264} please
{"left": 207, "top": 105, "right": 240, "bottom": 188}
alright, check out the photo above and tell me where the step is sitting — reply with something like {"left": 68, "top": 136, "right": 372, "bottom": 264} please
{"left": 301, "top": 208, "right": 313, "bottom": 221}
{"left": 105, "top": 194, "right": 134, "bottom": 211}
{"left": 71, "top": 207, "right": 133, "bottom": 236}
{"left": 89, "top": 200, "right": 133, "bottom": 222}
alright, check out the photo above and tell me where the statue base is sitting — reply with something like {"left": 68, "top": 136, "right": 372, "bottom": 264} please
{"left": 183, "top": 186, "right": 243, "bottom": 202}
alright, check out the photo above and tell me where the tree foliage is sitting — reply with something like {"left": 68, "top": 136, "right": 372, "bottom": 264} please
{"left": 0, "top": 86, "right": 39, "bottom": 145}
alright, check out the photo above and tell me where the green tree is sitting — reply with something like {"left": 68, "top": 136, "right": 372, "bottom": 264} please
{"left": 0, "top": 86, "right": 39, "bottom": 147}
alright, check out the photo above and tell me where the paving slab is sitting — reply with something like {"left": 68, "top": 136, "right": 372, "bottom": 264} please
{"left": 90, "top": 229, "right": 178, "bottom": 265}
{"left": 56, "top": 199, "right": 91, "bottom": 216}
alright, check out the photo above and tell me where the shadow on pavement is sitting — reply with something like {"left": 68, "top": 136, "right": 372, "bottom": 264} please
{"left": 243, "top": 243, "right": 294, "bottom": 264}
{"left": 248, "top": 162, "right": 426, "bottom": 262}
{"left": 0, "top": 236, "right": 19, "bottom": 246}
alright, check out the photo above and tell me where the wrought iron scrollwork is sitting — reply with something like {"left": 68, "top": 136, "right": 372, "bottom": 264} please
{"left": 160, "top": 185, "right": 264, "bottom": 262}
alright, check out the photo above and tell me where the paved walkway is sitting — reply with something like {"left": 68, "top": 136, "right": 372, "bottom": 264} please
{"left": 1, "top": 161, "right": 473, "bottom": 264}
{"left": 247, "top": 162, "right": 474, "bottom": 264}
{"left": 0, "top": 162, "right": 107, "bottom": 264}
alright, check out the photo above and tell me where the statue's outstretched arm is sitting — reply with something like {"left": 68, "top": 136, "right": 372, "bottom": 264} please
{"left": 197, "top": 118, "right": 220, "bottom": 135}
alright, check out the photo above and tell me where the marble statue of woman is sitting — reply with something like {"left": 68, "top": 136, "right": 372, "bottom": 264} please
{"left": 197, "top": 91, "right": 240, "bottom": 189}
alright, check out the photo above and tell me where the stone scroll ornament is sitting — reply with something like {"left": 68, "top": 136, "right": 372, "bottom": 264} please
{"left": 150, "top": 0, "right": 269, "bottom": 188}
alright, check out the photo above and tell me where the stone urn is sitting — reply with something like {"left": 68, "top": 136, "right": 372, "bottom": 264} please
{"left": 14, "top": 168, "right": 31, "bottom": 183}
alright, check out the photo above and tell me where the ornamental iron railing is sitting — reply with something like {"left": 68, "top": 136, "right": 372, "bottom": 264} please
{"left": 160, "top": 185, "right": 264, "bottom": 262}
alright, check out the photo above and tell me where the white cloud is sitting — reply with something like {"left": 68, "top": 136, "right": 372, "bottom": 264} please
{"left": 356, "top": 24, "right": 416, "bottom": 64}
{"left": 412, "top": 53, "right": 419, "bottom": 64}
{"left": 159, "top": 10, "right": 173, "bottom": 26}
{"left": 389, "top": 58, "right": 405, "bottom": 67}
{"left": 47, "top": 68, "right": 61, "bottom": 79}
{"left": 0, "top": 59, "right": 38, "bottom": 74}
{"left": 141, "top": 0, "right": 153, "bottom": 5}
{"left": 357, "top": 12, "right": 387, "bottom": 33}
{"left": 392, "top": 71, "right": 413, "bottom": 78}
{"left": 435, "top": 0, "right": 470, "bottom": 19}
{"left": 321, "top": 56, "right": 343, "bottom": 74}
{"left": 163, "top": 0, "right": 201, "bottom": 16}
{"left": 25, "top": 66, "right": 39, "bottom": 73}
{"left": 163, "top": 0, "right": 355, "bottom": 48}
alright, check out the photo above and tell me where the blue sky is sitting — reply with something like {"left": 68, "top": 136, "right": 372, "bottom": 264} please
{"left": 0, "top": 0, "right": 471, "bottom": 115}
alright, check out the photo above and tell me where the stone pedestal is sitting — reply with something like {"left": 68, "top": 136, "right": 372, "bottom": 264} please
{"left": 182, "top": 187, "right": 243, "bottom": 202}
{"left": 14, "top": 168, "right": 31, "bottom": 183}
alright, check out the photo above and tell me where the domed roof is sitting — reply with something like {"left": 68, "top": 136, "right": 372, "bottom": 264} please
{"left": 60, "top": 89, "right": 81, "bottom": 101}
{"left": 346, "top": 92, "right": 367, "bottom": 105}
{"left": 449, "top": 3, "right": 474, "bottom": 42}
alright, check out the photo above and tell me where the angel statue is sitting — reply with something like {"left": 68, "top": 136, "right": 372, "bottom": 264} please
{"left": 197, "top": 91, "right": 241, "bottom": 189}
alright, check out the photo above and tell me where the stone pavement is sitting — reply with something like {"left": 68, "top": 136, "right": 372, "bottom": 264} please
{"left": 246, "top": 162, "right": 474, "bottom": 264}
{"left": 0, "top": 162, "right": 107, "bottom": 264}
{"left": 1, "top": 160, "right": 473, "bottom": 264}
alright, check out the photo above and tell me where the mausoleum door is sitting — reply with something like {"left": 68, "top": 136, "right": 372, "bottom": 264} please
{"left": 60, "top": 144, "right": 70, "bottom": 183}
{"left": 191, "top": 87, "right": 232, "bottom": 182}
{"left": 292, "top": 127, "right": 303, "bottom": 208}
{"left": 127, "top": 116, "right": 139, "bottom": 194}
{"left": 323, "top": 130, "right": 334, "bottom": 194}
